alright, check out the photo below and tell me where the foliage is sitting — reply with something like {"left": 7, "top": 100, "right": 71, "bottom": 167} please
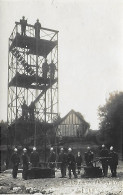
{"left": 0, "top": 120, "right": 7, "bottom": 145}
{"left": 98, "top": 91, "right": 123, "bottom": 150}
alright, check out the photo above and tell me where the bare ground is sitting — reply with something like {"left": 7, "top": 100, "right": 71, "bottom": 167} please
{"left": 0, "top": 161, "right": 123, "bottom": 195}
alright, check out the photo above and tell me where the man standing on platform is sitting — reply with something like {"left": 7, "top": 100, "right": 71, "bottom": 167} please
{"left": 109, "top": 146, "right": 118, "bottom": 177}
{"left": 100, "top": 144, "right": 109, "bottom": 177}
{"left": 29, "top": 102, "right": 35, "bottom": 121}
{"left": 58, "top": 148, "right": 67, "bottom": 178}
{"left": 30, "top": 147, "right": 39, "bottom": 167}
{"left": 21, "top": 100, "right": 28, "bottom": 120}
{"left": 20, "top": 16, "right": 27, "bottom": 36}
{"left": 34, "top": 19, "right": 41, "bottom": 39}
{"left": 42, "top": 58, "right": 49, "bottom": 79}
{"left": 49, "top": 60, "right": 56, "bottom": 80}
{"left": 11, "top": 148, "right": 20, "bottom": 178}
{"left": 22, "top": 148, "right": 29, "bottom": 180}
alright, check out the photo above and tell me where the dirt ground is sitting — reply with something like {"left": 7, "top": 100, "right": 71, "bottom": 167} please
{"left": 0, "top": 161, "right": 123, "bottom": 195}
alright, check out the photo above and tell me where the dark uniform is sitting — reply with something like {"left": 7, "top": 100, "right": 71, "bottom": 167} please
{"left": 48, "top": 150, "right": 56, "bottom": 170}
{"left": 21, "top": 101, "right": 28, "bottom": 120}
{"left": 22, "top": 150, "right": 29, "bottom": 180}
{"left": 67, "top": 151, "right": 77, "bottom": 179}
{"left": 34, "top": 19, "right": 41, "bottom": 39}
{"left": 100, "top": 146, "right": 109, "bottom": 177}
{"left": 109, "top": 148, "right": 118, "bottom": 177}
{"left": 76, "top": 153, "right": 82, "bottom": 174}
{"left": 30, "top": 150, "right": 39, "bottom": 167}
{"left": 42, "top": 60, "right": 49, "bottom": 79}
{"left": 11, "top": 150, "right": 20, "bottom": 178}
{"left": 29, "top": 102, "right": 35, "bottom": 120}
{"left": 49, "top": 61, "right": 56, "bottom": 80}
{"left": 20, "top": 16, "right": 27, "bottom": 36}
{"left": 58, "top": 150, "right": 67, "bottom": 178}
{"left": 84, "top": 150, "right": 94, "bottom": 167}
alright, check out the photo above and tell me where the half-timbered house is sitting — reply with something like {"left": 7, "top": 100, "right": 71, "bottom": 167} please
{"left": 56, "top": 110, "right": 90, "bottom": 138}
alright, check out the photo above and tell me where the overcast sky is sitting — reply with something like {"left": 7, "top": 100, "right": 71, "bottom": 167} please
{"left": 0, "top": 0, "right": 123, "bottom": 129}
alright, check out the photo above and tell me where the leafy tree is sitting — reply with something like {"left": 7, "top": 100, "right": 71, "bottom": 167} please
{"left": 0, "top": 120, "right": 7, "bottom": 145}
{"left": 98, "top": 91, "right": 123, "bottom": 151}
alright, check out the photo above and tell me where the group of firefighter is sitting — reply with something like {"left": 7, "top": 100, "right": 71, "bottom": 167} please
{"left": 11, "top": 144, "right": 118, "bottom": 180}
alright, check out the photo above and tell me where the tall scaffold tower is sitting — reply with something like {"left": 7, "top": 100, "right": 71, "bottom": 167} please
{"left": 8, "top": 18, "right": 59, "bottom": 147}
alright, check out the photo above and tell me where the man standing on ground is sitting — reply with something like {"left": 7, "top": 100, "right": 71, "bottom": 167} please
{"left": 48, "top": 147, "right": 56, "bottom": 170}
{"left": 67, "top": 148, "right": 77, "bottom": 179}
{"left": 76, "top": 151, "right": 82, "bottom": 174}
{"left": 30, "top": 147, "right": 39, "bottom": 167}
{"left": 11, "top": 148, "right": 20, "bottom": 178}
{"left": 22, "top": 148, "right": 29, "bottom": 180}
{"left": 109, "top": 146, "right": 118, "bottom": 177}
{"left": 84, "top": 147, "right": 94, "bottom": 167}
{"left": 58, "top": 148, "right": 67, "bottom": 178}
{"left": 100, "top": 144, "right": 109, "bottom": 177}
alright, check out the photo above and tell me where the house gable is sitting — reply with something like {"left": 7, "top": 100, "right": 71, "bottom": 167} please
{"left": 57, "top": 110, "right": 88, "bottom": 137}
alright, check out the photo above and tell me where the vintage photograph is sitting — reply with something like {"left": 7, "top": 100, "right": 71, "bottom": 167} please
{"left": 0, "top": 0, "right": 123, "bottom": 194}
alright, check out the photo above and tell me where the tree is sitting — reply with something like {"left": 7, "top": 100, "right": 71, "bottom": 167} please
{"left": 0, "top": 120, "right": 7, "bottom": 145}
{"left": 98, "top": 91, "right": 123, "bottom": 151}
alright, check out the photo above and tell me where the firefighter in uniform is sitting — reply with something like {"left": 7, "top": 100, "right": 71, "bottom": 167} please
{"left": 34, "top": 19, "right": 41, "bottom": 39}
{"left": 11, "top": 148, "right": 20, "bottom": 178}
{"left": 76, "top": 151, "right": 82, "bottom": 174}
{"left": 21, "top": 100, "right": 28, "bottom": 120}
{"left": 67, "top": 148, "right": 77, "bottom": 179}
{"left": 58, "top": 148, "right": 67, "bottom": 178}
{"left": 100, "top": 144, "right": 109, "bottom": 177}
{"left": 48, "top": 147, "right": 56, "bottom": 170}
{"left": 49, "top": 60, "right": 56, "bottom": 80}
{"left": 30, "top": 147, "right": 39, "bottom": 167}
{"left": 22, "top": 148, "right": 29, "bottom": 180}
{"left": 109, "top": 146, "right": 118, "bottom": 177}
{"left": 84, "top": 147, "right": 94, "bottom": 167}
{"left": 42, "top": 58, "right": 49, "bottom": 79}
{"left": 20, "top": 16, "right": 27, "bottom": 36}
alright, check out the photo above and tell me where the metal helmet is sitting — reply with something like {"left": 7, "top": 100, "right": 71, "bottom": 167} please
{"left": 60, "top": 147, "right": 64, "bottom": 151}
{"left": 14, "top": 148, "right": 17, "bottom": 152}
{"left": 110, "top": 146, "right": 113, "bottom": 151}
{"left": 68, "top": 148, "right": 72, "bottom": 152}
{"left": 102, "top": 144, "right": 105, "bottom": 148}
{"left": 23, "top": 148, "right": 27, "bottom": 151}
{"left": 50, "top": 147, "right": 54, "bottom": 151}
{"left": 33, "top": 147, "right": 36, "bottom": 151}
{"left": 87, "top": 146, "right": 90, "bottom": 150}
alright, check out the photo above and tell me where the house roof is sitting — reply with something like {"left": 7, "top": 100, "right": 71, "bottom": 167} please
{"left": 56, "top": 109, "right": 89, "bottom": 127}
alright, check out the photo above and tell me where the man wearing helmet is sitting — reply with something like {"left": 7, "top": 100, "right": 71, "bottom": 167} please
{"left": 11, "top": 148, "right": 20, "bottom": 178}
{"left": 22, "top": 148, "right": 29, "bottom": 180}
{"left": 67, "top": 148, "right": 77, "bottom": 179}
{"left": 76, "top": 151, "right": 82, "bottom": 174}
{"left": 30, "top": 147, "right": 39, "bottom": 167}
{"left": 48, "top": 147, "right": 56, "bottom": 170}
{"left": 84, "top": 147, "right": 94, "bottom": 167}
{"left": 100, "top": 144, "right": 109, "bottom": 177}
{"left": 109, "top": 146, "right": 118, "bottom": 177}
{"left": 58, "top": 148, "right": 67, "bottom": 178}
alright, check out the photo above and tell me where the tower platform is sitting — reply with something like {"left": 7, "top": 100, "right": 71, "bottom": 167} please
{"left": 9, "top": 72, "right": 58, "bottom": 90}
{"left": 9, "top": 33, "right": 57, "bottom": 56}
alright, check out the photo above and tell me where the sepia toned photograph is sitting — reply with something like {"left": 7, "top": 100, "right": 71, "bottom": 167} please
{"left": 0, "top": 0, "right": 123, "bottom": 194}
